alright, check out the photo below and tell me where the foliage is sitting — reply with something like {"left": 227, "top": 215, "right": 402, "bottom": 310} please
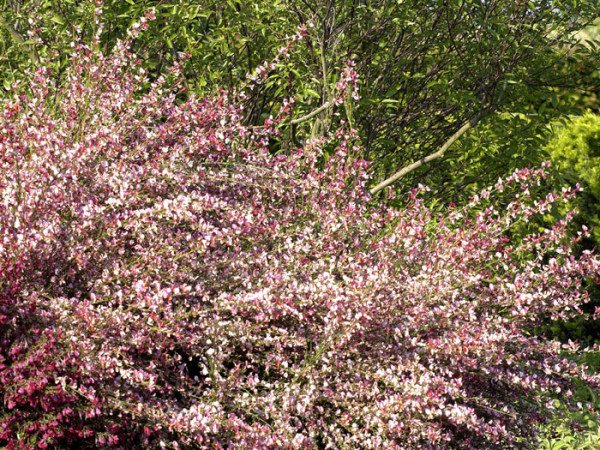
{"left": 576, "top": 18, "right": 600, "bottom": 44}
{"left": 537, "top": 113, "right": 600, "bottom": 345}
{"left": 0, "top": 0, "right": 293, "bottom": 98}
{"left": 2, "top": 19, "right": 600, "bottom": 449}
{"left": 1, "top": 0, "right": 599, "bottom": 200}
{"left": 546, "top": 113, "right": 600, "bottom": 246}
{"left": 570, "top": 18, "right": 600, "bottom": 112}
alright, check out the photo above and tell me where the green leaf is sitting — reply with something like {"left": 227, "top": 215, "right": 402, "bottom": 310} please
{"left": 50, "top": 15, "right": 65, "bottom": 25}
{"left": 304, "top": 88, "right": 320, "bottom": 99}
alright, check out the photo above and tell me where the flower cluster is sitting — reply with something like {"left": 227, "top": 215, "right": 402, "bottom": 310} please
{"left": 245, "top": 24, "right": 308, "bottom": 87}
{"left": 1, "top": 29, "right": 599, "bottom": 449}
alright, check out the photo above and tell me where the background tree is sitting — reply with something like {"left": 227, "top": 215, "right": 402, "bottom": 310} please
{"left": 1, "top": 0, "right": 599, "bottom": 201}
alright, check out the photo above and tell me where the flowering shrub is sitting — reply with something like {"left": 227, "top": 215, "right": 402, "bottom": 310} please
{"left": 1, "top": 21, "right": 600, "bottom": 450}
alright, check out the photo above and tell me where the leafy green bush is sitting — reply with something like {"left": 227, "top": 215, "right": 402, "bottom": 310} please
{"left": 538, "top": 114, "right": 600, "bottom": 345}
{"left": 546, "top": 113, "right": 600, "bottom": 245}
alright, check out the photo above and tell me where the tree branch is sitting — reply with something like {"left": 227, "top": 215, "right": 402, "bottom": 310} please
{"left": 290, "top": 101, "right": 332, "bottom": 125}
{"left": 369, "top": 114, "right": 483, "bottom": 195}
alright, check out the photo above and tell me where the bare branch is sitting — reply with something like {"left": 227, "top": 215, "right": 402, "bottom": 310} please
{"left": 369, "top": 114, "right": 483, "bottom": 195}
